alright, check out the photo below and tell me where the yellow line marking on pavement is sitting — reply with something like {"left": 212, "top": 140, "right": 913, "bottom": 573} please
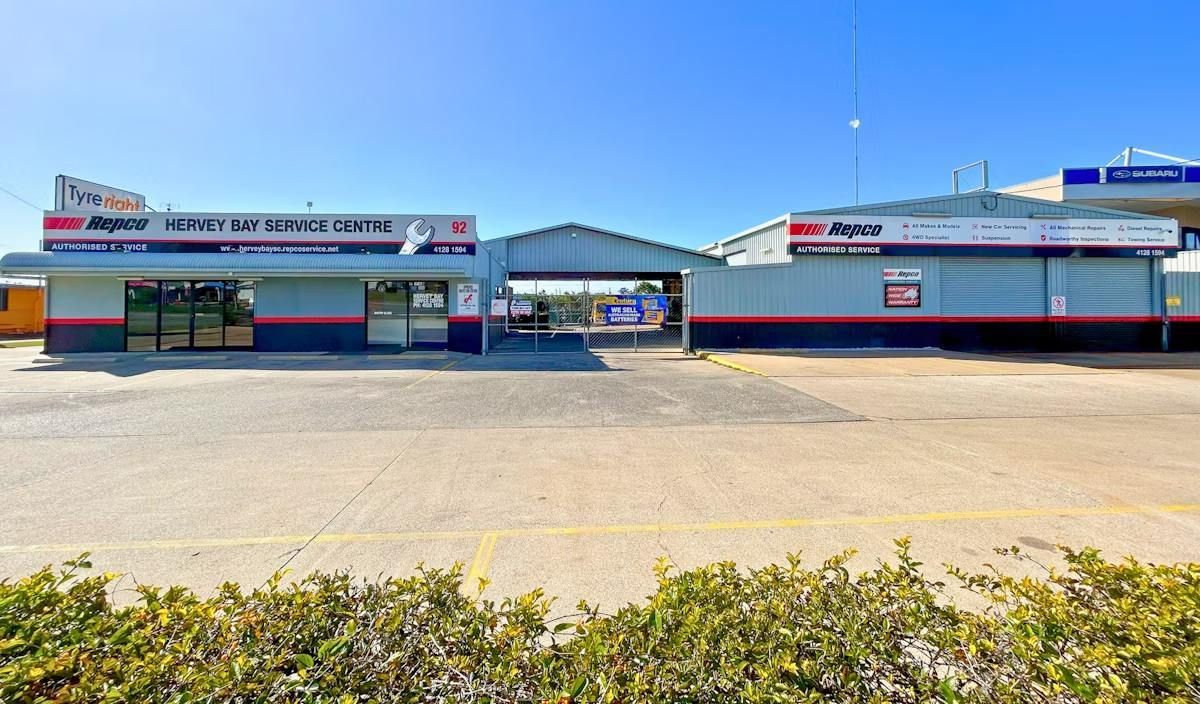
{"left": 697, "top": 351, "right": 765, "bottom": 376}
{"left": 403, "top": 358, "right": 460, "bottom": 389}
{"left": 462, "top": 532, "right": 500, "bottom": 593}
{"left": 2, "top": 504, "right": 1197, "bottom": 556}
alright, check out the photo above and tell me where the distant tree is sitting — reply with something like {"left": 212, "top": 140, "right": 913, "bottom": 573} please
{"left": 634, "top": 281, "right": 662, "bottom": 294}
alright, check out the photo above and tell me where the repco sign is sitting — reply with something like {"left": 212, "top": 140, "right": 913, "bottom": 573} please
{"left": 790, "top": 221, "right": 883, "bottom": 239}
{"left": 85, "top": 216, "right": 151, "bottom": 233}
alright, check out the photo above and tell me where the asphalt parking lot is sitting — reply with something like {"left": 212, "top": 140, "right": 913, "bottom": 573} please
{"left": 1, "top": 346, "right": 1198, "bottom": 610}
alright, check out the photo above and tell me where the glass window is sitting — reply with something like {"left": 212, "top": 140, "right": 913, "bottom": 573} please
{"left": 224, "top": 282, "right": 255, "bottom": 348}
{"left": 158, "top": 281, "right": 193, "bottom": 350}
{"left": 125, "top": 281, "right": 160, "bottom": 352}
{"left": 192, "top": 281, "right": 226, "bottom": 348}
{"left": 408, "top": 281, "right": 448, "bottom": 347}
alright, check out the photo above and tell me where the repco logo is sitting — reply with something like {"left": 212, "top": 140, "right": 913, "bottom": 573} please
{"left": 792, "top": 221, "right": 883, "bottom": 239}
{"left": 85, "top": 216, "right": 150, "bottom": 234}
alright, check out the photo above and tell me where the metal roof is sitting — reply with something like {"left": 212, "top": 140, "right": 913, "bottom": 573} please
{"left": 0, "top": 252, "right": 471, "bottom": 278}
{"left": 485, "top": 222, "right": 720, "bottom": 260}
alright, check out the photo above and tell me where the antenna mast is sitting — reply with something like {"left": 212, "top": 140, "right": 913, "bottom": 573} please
{"left": 849, "top": 0, "right": 861, "bottom": 204}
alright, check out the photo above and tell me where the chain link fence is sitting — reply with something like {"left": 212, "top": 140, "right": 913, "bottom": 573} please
{"left": 487, "top": 278, "right": 684, "bottom": 353}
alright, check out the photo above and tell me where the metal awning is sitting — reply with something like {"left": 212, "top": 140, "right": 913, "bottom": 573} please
{"left": 0, "top": 251, "right": 472, "bottom": 278}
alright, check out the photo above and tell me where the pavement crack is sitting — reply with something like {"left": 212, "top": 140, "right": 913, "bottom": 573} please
{"left": 269, "top": 429, "right": 426, "bottom": 580}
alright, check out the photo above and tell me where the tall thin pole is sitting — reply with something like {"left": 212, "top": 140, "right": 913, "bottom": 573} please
{"left": 850, "top": 0, "right": 860, "bottom": 204}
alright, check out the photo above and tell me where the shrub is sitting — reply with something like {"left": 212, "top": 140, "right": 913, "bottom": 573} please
{"left": 1, "top": 540, "right": 1197, "bottom": 702}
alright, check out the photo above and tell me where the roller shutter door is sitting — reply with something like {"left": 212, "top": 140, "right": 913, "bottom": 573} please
{"left": 1064, "top": 259, "right": 1152, "bottom": 315}
{"left": 940, "top": 258, "right": 1045, "bottom": 316}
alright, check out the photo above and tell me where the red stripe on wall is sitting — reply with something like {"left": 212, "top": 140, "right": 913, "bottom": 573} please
{"left": 448, "top": 315, "right": 482, "bottom": 323}
{"left": 688, "top": 314, "right": 1160, "bottom": 324}
{"left": 1058, "top": 315, "right": 1159, "bottom": 323}
{"left": 690, "top": 315, "right": 943, "bottom": 323}
{"left": 254, "top": 316, "right": 363, "bottom": 324}
{"left": 45, "top": 317, "right": 124, "bottom": 325}
{"left": 1171, "top": 315, "right": 1200, "bottom": 322}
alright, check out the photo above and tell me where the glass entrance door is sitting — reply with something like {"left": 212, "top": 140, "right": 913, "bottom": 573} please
{"left": 367, "top": 281, "right": 410, "bottom": 345}
{"left": 365, "top": 281, "right": 448, "bottom": 348}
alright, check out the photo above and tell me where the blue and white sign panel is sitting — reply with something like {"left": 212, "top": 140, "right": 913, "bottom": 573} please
{"left": 787, "top": 214, "right": 1179, "bottom": 258}
{"left": 1063, "top": 166, "right": 1200, "bottom": 185}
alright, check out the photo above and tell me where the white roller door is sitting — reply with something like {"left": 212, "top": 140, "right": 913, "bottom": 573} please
{"left": 941, "top": 258, "right": 1045, "bottom": 316}
{"left": 1064, "top": 259, "right": 1152, "bottom": 315}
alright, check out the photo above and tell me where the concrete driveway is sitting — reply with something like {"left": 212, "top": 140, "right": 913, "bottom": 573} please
{"left": 1, "top": 346, "right": 1198, "bottom": 611}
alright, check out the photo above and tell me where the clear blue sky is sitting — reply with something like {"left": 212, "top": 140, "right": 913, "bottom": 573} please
{"left": 1, "top": 1, "right": 1197, "bottom": 254}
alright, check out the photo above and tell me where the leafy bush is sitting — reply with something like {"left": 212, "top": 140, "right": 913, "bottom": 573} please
{"left": 1, "top": 540, "right": 1197, "bottom": 702}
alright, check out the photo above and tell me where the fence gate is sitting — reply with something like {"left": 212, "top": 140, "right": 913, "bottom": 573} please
{"left": 487, "top": 277, "right": 684, "bottom": 353}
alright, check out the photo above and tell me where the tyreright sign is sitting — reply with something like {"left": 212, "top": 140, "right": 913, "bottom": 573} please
{"left": 787, "top": 214, "right": 1178, "bottom": 258}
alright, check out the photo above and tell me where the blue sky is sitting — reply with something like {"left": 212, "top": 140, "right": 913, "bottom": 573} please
{"left": 1, "top": 1, "right": 1197, "bottom": 253}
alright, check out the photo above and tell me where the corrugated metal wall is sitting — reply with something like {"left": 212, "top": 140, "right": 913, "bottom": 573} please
{"left": 1064, "top": 259, "right": 1153, "bottom": 315}
{"left": 499, "top": 226, "right": 721, "bottom": 274}
{"left": 689, "top": 256, "right": 941, "bottom": 317}
{"left": 940, "top": 258, "right": 1046, "bottom": 316}
{"left": 732, "top": 220, "right": 791, "bottom": 266}
{"left": 1167, "top": 252, "right": 1200, "bottom": 319}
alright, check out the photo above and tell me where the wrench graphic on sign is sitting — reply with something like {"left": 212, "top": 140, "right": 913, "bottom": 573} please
{"left": 401, "top": 218, "right": 435, "bottom": 255}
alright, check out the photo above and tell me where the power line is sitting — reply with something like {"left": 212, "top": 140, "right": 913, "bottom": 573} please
{"left": 0, "top": 184, "right": 44, "bottom": 211}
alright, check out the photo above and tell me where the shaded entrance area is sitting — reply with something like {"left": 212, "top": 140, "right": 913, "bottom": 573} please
{"left": 489, "top": 276, "right": 684, "bottom": 353}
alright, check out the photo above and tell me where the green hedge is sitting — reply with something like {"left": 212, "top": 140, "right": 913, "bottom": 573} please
{"left": 2, "top": 539, "right": 1198, "bottom": 702}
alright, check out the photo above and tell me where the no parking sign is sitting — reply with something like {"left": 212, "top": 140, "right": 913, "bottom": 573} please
{"left": 1050, "top": 295, "right": 1067, "bottom": 317}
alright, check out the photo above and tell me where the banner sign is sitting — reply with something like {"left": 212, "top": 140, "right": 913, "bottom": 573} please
{"left": 456, "top": 283, "right": 479, "bottom": 316}
{"left": 592, "top": 295, "right": 667, "bottom": 326}
{"left": 55, "top": 175, "right": 145, "bottom": 212}
{"left": 787, "top": 214, "right": 1178, "bottom": 258}
{"left": 490, "top": 298, "right": 508, "bottom": 317}
{"left": 884, "top": 284, "right": 921, "bottom": 308}
{"left": 42, "top": 211, "right": 477, "bottom": 255}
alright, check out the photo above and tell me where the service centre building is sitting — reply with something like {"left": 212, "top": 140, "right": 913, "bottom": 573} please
{"left": 0, "top": 189, "right": 1187, "bottom": 355}
{"left": 0, "top": 212, "right": 493, "bottom": 354}
{"left": 693, "top": 191, "right": 1181, "bottom": 351}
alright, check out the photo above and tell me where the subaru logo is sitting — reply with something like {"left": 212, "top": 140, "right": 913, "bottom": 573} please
{"left": 1111, "top": 169, "right": 1132, "bottom": 179}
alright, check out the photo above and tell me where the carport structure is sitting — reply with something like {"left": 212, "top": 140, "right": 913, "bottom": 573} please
{"left": 480, "top": 223, "right": 721, "bottom": 352}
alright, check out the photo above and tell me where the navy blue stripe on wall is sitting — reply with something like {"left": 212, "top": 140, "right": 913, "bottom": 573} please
{"left": 1170, "top": 322, "right": 1200, "bottom": 351}
{"left": 45, "top": 322, "right": 125, "bottom": 353}
{"left": 690, "top": 321, "right": 940, "bottom": 349}
{"left": 690, "top": 321, "right": 1163, "bottom": 353}
{"left": 448, "top": 317, "right": 483, "bottom": 354}
{"left": 255, "top": 322, "right": 365, "bottom": 352}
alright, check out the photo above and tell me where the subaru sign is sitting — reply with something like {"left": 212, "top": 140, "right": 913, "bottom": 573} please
{"left": 1105, "top": 167, "right": 1183, "bottom": 183}
{"left": 1063, "top": 166, "right": 1192, "bottom": 185}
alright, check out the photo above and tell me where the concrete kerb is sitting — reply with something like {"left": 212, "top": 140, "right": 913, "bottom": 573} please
{"left": 29, "top": 351, "right": 461, "bottom": 365}
{"left": 696, "top": 350, "right": 766, "bottom": 376}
